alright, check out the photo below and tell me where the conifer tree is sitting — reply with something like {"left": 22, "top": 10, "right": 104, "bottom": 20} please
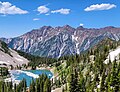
{"left": 69, "top": 73, "right": 75, "bottom": 92}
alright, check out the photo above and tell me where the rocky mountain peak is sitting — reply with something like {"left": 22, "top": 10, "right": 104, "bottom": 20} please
{"left": 63, "top": 25, "right": 72, "bottom": 28}
{"left": 103, "top": 26, "right": 115, "bottom": 29}
{"left": 100, "top": 26, "right": 116, "bottom": 31}
{"left": 40, "top": 26, "right": 53, "bottom": 30}
{"left": 1, "top": 26, "right": 120, "bottom": 58}
{"left": 62, "top": 25, "right": 75, "bottom": 33}
{"left": 76, "top": 26, "right": 85, "bottom": 30}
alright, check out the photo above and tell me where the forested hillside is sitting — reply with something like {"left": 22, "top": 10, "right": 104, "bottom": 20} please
{"left": 16, "top": 50, "right": 57, "bottom": 67}
{"left": 51, "top": 38, "right": 120, "bottom": 92}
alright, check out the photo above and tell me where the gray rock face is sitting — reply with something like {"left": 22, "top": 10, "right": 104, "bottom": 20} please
{"left": 0, "top": 41, "right": 29, "bottom": 67}
{"left": 1, "top": 25, "right": 120, "bottom": 58}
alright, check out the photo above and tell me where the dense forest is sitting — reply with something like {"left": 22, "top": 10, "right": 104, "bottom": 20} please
{"left": 16, "top": 50, "right": 57, "bottom": 68}
{"left": 0, "top": 74, "right": 51, "bottom": 92}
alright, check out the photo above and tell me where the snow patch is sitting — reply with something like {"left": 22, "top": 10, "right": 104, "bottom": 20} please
{"left": 104, "top": 47, "right": 120, "bottom": 64}
{"left": 58, "top": 43, "right": 66, "bottom": 58}
{"left": 14, "top": 57, "right": 23, "bottom": 62}
{"left": 38, "top": 37, "right": 43, "bottom": 41}
{"left": 0, "top": 61, "right": 9, "bottom": 64}
{"left": 113, "top": 34, "right": 119, "bottom": 41}
{"left": 72, "top": 35, "right": 78, "bottom": 41}
{"left": 84, "top": 40, "right": 90, "bottom": 51}
{"left": 76, "top": 43, "right": 80, "bottom": 54}
{"left": 16, "top": 70, "right": 39, "bottom": 78}
{"left": 97, "top": 85, "right": 100, "bottom": 88}
{"left": 72, "top": 35, "right": 80, "bottom": 54}
{"left": 1, "top": 55, "right": 4, "bottom": 57}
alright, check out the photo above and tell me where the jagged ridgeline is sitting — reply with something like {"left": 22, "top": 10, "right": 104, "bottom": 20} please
{"left": 1, "top": 26, "right": 120, "bottom": 58}
{"left": 54, "top": 38, "right": 120, "bottom": 92}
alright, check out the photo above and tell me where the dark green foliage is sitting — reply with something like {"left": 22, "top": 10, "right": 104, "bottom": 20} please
{"left": 16, "top": 78, "right": 27, "bottom": 92}
{"left": 57, "top": 38, "right": 120, "bottom": 92}
{"left": 0, "top": 41, "right": 12, "bottom": 57}
{"left": 29, "top": 79, "right": 35, "bottom": 92}
{"left": 43, "top": 78, "right": 51, "bottom": 92}
{"left": 29, "top": 74, "right": 51, "bottom": 92}
{"left": 69, "top": 68, "right": 80, "bottom": 92}
{"left": 16, "top": 50, "right": 57, "bottom": 67}
{"left": 0, "top": 67, "right": 9, "bottom": 76}
{"left": 0, "top": 74, "right": 51, "bottom": 92}
{"left": 69, "top": 73, "right": 75, "bottom": 92}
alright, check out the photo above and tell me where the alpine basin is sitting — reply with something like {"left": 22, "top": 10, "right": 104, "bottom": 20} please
{"left": 9, "top": 70, "right": 53, "bottom": 87}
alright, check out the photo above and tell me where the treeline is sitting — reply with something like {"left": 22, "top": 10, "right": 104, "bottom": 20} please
{"left": 16, "top": 50, "right": 57, "bottom": 67}
{"left": 0, "top": 74, "right": 51, "bottom": 92}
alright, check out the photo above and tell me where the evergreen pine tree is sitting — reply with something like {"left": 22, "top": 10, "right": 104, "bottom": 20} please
{"left": 69, "top": 73, "right": 75, "bottom": 92}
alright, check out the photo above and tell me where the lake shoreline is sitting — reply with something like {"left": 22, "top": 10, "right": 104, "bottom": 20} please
{"left": 36, "top": 66, "right": 58, "bottom": 79}
{"left": 4, "top": 68, "right": 54, "bottom": 86}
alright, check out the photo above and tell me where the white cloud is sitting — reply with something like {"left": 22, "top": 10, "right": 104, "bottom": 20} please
{"left": 84, "top": 3, "right": 116, "bottom": 11}
{"left": 37, "top": 5, "right": 49, "bottom": 14}
{"left": 45, "top": 13, "right": 50, "bottom": 16}
{"left": 0, "top": 1, "right": 28, "bottom": 15}
{"left": 80, "top": 23, "right": 84, "bottom": 26}
{"left": 51, "top": 8, "right": 70, "bottom": 15}
{"left": 33, "top": 18, "right": 40, "bottom": 21}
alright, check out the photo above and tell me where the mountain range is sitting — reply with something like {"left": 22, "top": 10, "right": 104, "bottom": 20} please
{"left": 1, "top": 25, "right": 120, "bottom": 58}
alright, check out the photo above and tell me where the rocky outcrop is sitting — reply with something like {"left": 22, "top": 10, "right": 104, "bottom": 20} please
{"left": 0, "top": 40, "right": 29, "bottom": 67}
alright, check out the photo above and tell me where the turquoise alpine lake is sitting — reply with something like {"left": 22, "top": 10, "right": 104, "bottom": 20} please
{"left": 9, "top": 70, "right": 53, "bottom": 87}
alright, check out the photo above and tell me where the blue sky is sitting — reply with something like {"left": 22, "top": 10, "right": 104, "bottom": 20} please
{"left": 0, "top": 0, "right": 120, "bottom": 38}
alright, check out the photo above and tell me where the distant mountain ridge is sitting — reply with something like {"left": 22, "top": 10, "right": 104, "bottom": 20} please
{"left": 1, "top": 25, "right": 120, "bottom": 58}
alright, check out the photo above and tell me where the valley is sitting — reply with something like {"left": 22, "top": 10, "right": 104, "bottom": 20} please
{"left": 0, "top": 0, "right": 120, "bottom": 92}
